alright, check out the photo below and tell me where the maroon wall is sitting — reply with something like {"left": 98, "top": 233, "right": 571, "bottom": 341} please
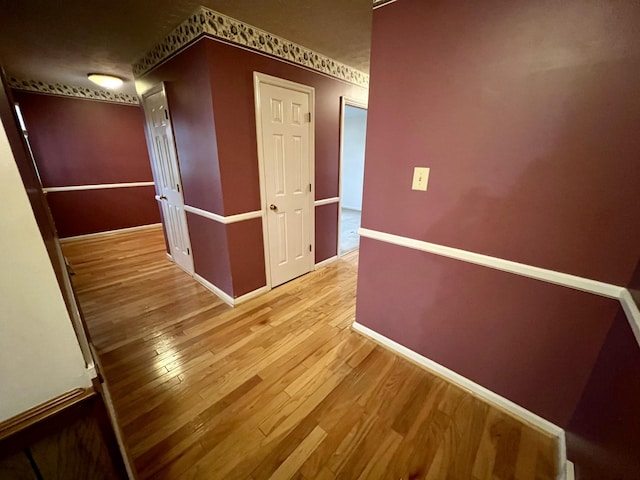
{"left": 361, "top": 0, "right": 640, "bottom": 286}
{"left": 14, "top": 91, "right": 159, "bottom": 237}
{"left": 567, "top": 307, "right": 640, "bottom": 480}
{"left": 357, "top": 0, "right": 640, "bottom": 473}
{"left": 207, "top": 39, "right": 367, "bottom": 292}
{"left": 315, "top": 203, "right": 339, "bottom": 263}
{"left": 140, "top": 37, "right": 367, "bottom": 297}
{"left": 186, "top": 212, "right": 233, "bottom": 295}
{"left": 207, "top": 40, "right": 367, "bottom": 216}
{"left": 143, "top": 41, "right": 224, "bottom": 215}
{"left": 142, "top": 41, "right": 233, "bottom": 294}
{"left": 357, "top": 237, "right": 620, "bottom": 425}
{"left": 46, "top": 187, "right": 159, "bottom": 238}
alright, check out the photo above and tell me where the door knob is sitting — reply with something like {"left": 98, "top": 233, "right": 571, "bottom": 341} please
{"left": 159, "top": 195, "right": 167, "bottom": 200}
{"left": 269, "top": 204, "right": 278, "bottom": 211}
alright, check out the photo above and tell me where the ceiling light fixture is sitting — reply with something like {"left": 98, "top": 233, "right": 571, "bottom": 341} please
{"left": 87, "top": 73, "right": 124, "bottom": 89}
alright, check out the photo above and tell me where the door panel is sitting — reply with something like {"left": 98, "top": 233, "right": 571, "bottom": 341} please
{"left": 258, "top": 80, "right": 313, "bottom": 287}
{"left": 143, "top": 87, "right": 193, "bottom": 275}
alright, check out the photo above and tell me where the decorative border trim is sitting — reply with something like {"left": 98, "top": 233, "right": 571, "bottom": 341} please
{"left": 314, "top": 197, "right": 340, "bottom": 207}
{"left": 193, "top": 273, "right": 269, "bottom": 307}
{"left": 59, "top": 223, "right": 162, "bottom": 243}
{"left": 132, "top": 7, "right": 369, "bottom": 88}
{"left": 8, "top": 77, "right": 139, "bottom": 105}
{"left": 183, "top": 204, "right": 263, "bottom": 224}
{"left": 359, "top": 227, "right": 640, "bottom": 347}
{"left": 43, "top": 181, "right": 154, "bottom": 193}
{"left": 351, "top": 321, "right": 567, "bottom": 477}
{"left": 315, "top": 255, "right": 338, "bottom": 270}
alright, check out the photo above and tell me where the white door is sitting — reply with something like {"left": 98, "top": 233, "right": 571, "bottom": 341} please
{"left": 142, "top": 86, "right": 194, "bottom": 275}
{"left": 256, "top": 75, "right": 314, "bottom": 287}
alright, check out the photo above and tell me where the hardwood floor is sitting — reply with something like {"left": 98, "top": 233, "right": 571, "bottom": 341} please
{"left": 62, "top": 226, "right": 561, "bottom": 480}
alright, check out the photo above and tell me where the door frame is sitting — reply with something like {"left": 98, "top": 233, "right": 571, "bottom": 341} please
{"left": 338, "top": 96, "right": 368, "bottom": 257}
{"left": 140, "top": 82, "right": 194, "bottom": 275}
{"left": 253, "top": 72, "right": 316, "bottom": 289}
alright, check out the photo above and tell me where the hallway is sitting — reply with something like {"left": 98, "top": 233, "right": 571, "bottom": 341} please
{"left": 62, "top": 227, "right": 561, "bottom": 480}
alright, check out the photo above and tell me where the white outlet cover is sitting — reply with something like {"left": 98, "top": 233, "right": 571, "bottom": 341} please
{"left": 412, "top": 167, "right": 430, "bottom": 191}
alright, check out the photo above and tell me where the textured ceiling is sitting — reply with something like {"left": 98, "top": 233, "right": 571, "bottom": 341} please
{"left": 0, "top": 0, "right": 372, "bottom": 96}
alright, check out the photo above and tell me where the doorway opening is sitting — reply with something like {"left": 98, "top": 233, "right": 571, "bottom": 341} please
{"left": 339, "top": 98, "right": 367, "bottom": 255}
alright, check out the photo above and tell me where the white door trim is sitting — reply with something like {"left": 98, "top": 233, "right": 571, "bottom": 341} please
{"left": 338, "top": 97, "right": 368, "bottom": 257}
{"left": 142, "top": 83, "right": 194, "bottom": 276}
{"left": 253, "top": 72, "right": 316, "bottom": 290}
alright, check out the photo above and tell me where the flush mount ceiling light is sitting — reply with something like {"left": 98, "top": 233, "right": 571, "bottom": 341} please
{"left": 87, "top": 73, "right": 123, "bottom": 89}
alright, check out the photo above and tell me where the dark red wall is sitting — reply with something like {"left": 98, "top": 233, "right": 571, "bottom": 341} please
{"left": 14, "top": 91, "right": 159, "bottom": 237}
{"left": 357, "top": 0, "right": 640, "bottom": 472}
{"left": 143, "top": 41, "right": 224, "bottom": 215}
{"left": 207, "top": 39, "right": 367, "bottom": 290}
{"left": 186, "top": 212, "right": 232, "bottom": 295}
{"left": 14, "top": 92, "right": 152, "bottom": 186}
{"left": 315, "top": 203, "right": 338, "bottom": 263}
{"left": 140, "top": 37, "right": 367, "bottom": 296}
{"left": 227, "top": 219, "right": 266, "bottom": 297}
{"left": 356, "top": 237, "right": 619, "bottom": 426}
{"left": 207, "top": 40, "right": 367, "bottom": 215}
{"left": 567, "top": 307, "right": 640, "bottom": 480}
{"left": 361, "top": 0, "right": 640, "bottom": 286}
{"left": 46, "top": 187, "right": 159, "bottom": 238}
{"left": 142, "top": 41, "right": 232, "bottom": 293}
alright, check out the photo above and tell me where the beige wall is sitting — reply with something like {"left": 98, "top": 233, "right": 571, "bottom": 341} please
{"left": 0, "top": 119, "right": 91, "bottom": 423}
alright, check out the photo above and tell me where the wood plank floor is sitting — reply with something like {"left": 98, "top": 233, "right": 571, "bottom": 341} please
{"left": 62, "top": 227, "right": 561, "bottom": 480}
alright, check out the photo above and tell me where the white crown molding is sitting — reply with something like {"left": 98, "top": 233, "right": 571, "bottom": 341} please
{"left": 132, "top": 7, "right": 369, "bottom": 88}
{"left": 8, "top": 77, "right": 139, "bottom": 105}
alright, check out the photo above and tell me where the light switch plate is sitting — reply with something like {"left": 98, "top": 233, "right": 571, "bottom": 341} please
{"left": 412, "top": 167, "right": 430, "bottom": 191}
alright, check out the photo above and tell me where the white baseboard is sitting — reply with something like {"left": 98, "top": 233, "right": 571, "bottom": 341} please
{"left": 193, "top": 273, "right": 234, "bottom": 307}
{"left": 234, "top": 285, "right": 270, "bottom": 305}
{"left": 193, "top": 274, "right": 270, "bottom": 307}
{"left": 60, "top": 223, "right": 162, "bottom": 243}
{"left": 165, "top": 253, "right": 173, "bottom": 261}
{"left": 315, "top": 255, "right": 338, "bottom": 270}
{"left": 351, "top": 321, "right": 566, "bottom": 473}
